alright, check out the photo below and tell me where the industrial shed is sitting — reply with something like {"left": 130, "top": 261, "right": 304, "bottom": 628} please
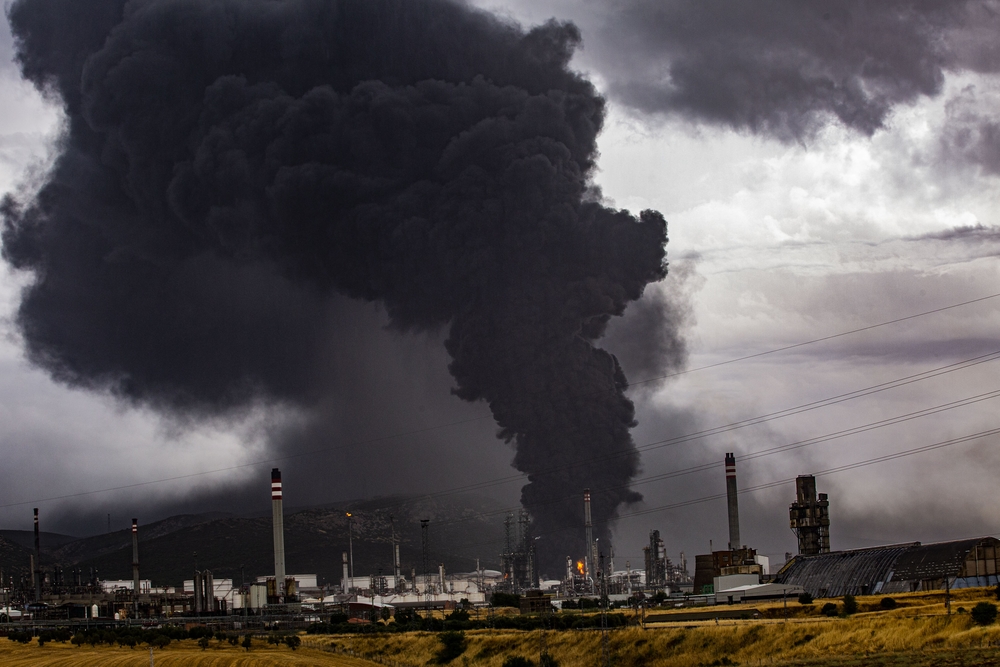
{"left": 774, "top": 537, "right": 999, "bottom": 598}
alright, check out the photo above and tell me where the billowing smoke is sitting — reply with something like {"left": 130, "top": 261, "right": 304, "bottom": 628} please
{"left": 2, "top": 0, "right": 671, "bottom": 567}
{"left": 588, "top": 0, "right": 1000, "bottom": 141}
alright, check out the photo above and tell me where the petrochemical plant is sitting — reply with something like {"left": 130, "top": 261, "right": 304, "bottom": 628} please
{"left": 1, "top": 457, "right": 997, "bottom": 628}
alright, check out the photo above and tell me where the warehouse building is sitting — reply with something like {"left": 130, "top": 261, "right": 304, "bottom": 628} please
{"left": 773, "top": 536, "right": 999, "bottom": 597}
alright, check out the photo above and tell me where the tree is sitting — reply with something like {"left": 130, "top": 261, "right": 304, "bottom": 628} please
{"left": 491, "top": 592, "right": 521, "bottom": 608}
{"left": 284, "top": 635, "right": 301, "bottom": 650}
{"left": 198, "top": 636, "right": 210, "bottom": 650}
{"left": 241, "top": 635, "right": 253, "bottom": 652}
{"left": 434, "top": 631, "right": 467, "bottom": 664}
{"left": 502, "top": 657, "right": 535, "bottom": 667}
{"left": 797, "top": 593, "right": 813, "bottom": 605}
{"left": 842, "top": 595, "right": 858, "bottom": 615}
{"left": 970, "top": 602, "right": 998, "bottom": 626}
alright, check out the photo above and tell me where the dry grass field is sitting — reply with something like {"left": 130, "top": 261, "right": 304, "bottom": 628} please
{"left": 0, "top": 636, "right": 375, "bottom": 666}
{"left": 2, "top": 588, "right": 997, "bottom": 666}
{"left": 325, "top": 588, "right": 1000, "bottom": 666}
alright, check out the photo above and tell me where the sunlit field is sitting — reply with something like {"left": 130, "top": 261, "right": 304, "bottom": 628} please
{"left": 0, "top": 637, "right": 372, "bottom": 666}
{"left": 2, "top": 588, "right": 998, "bottom": 666}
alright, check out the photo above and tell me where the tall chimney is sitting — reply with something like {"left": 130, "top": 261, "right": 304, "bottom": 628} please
{"left": 394, "top": 544, "right": 401, "bottom": 590}
{"left": 583, "top": 489, "right": 594, "bottom": 580}
{"left": 725, "top": 453, "right": 741, "bottom": 550}
{"left": 271, "top": 468, "right": 285, "bottom": 602}
{"left": 131, "top": 518, "right": 140, "bottom": 600}
{"left": 342, "top": 552, "right": 349, "bottom": 592}
{"left": 33, "top": 508, "right": 41, "bottom": 602}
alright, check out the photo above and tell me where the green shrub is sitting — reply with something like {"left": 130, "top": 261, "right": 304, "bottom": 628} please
{"left": 284, "top": 635, "right": 301, "bottom": 650}
{"left": 198, "top": 636, "right": 210, "bottom": 650}
{"left": 842, "top": 595, "right": 858, "bottom": 615}
{"left": 241, "top": 635, "right": 253, "bottom": 651}
{"left": 879, "top": 597, "right": 896, "bottom": 610}
{"left": 820, "top": 602, "right": 838, "bottom": 617}
{"left": 502, "top": 657, "right": 535, "bottom": 667}
{"left": 491, "top": 592, "right": 521, "bottom": 608}
{"left": 797, "top": 592, "right": 813, "bottom": 605}
{"left": 434, "top": 630, "right": 467, "bottom": 663}
{"left": 970, "top": 602, "right": 998, "bottom": 626}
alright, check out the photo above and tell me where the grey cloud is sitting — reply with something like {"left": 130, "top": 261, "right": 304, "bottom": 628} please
{"left": 587, "top": 0, "right": 999, "bottom": 141}
{"left": 907, "top": 223, "right": 1000, "bottom": 243}
{"left": 938, "top": 86, "right": 1000, "bottom": 176}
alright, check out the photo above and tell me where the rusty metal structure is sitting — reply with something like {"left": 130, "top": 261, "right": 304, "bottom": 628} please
{"left": 789, "top": 475, "right": 830, "bottom": 555}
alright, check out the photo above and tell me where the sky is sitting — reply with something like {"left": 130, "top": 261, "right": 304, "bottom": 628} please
{"left": 1, "top": 0, "right": 999, "bottom": 576}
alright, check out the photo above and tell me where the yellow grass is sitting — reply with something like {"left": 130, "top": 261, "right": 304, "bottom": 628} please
{"left": 322, "top": 588, "right": 1000, "bottom": 666}
{"left": 2, "top": 589, "right": 996, "bottom": 666}
{"left": 0, "top": 637, "right": 374, "bottom": 666}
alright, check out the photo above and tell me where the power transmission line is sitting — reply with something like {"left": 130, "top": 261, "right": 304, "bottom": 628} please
{"left": 628, "top": 291, "right": 1000, "bottom": 387}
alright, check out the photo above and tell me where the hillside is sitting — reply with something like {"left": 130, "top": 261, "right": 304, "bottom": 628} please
{"left": 0, "top": 535, "right": 33, "bottom": 578}
{"left": 0, "top": 530, "right": 78, "bottom": 551}
{"left": 37, "top": 494, "right": 510, "bottom": 587}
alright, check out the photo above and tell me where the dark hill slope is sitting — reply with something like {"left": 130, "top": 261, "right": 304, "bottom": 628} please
{"left": 61, "top": 494, "right": 511, "bottom": 587}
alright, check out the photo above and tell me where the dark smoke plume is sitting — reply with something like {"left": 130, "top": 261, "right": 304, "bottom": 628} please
{"left": 590, "top": 0, "right": 1000, "bottom": 141}
{"left": 2, "top": 0, "right": 669, "bottom": 568}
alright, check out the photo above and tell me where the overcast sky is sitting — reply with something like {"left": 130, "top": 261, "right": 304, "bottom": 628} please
{"left": 2, "top": 0, "right": 999, "bottom": 576}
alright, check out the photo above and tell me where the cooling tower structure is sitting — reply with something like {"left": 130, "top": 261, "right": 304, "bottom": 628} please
{"left": 271, "top": 468, "right": 286, "bottom": 602}
{"left": 725, "top": 453, "right": 741, "bottom": 550}
{"left": 131, "top": 518, "right": 140, "bottom": 600}
{"left": 33, "top": 508, "right": 41, "bottom": 602}
{"left": 789, "top": 475, "right": 831, "bottom": 555}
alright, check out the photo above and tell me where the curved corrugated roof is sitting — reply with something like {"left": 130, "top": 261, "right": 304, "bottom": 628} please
{"left": 773, "top": 544, "right": 916, "bottom": 597}
{"left": 890, "top": 537, "right": 998, "bottom": 582}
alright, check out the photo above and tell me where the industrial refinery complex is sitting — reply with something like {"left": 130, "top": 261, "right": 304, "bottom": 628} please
{"left": 1, "top": 457, "right": 997, "bottom": 629}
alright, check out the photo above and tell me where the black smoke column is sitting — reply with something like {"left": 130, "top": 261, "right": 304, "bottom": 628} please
{"left": 3, "top": 0, "right": 670, "bottom": 570}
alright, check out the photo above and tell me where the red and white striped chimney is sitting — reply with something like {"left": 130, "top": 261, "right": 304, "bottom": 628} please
{"left": 132, "top": 518, "right": 140, "bottom": 599}
{"left": 725, "top": 453, "right": 740, "bottom": 550}
{"left": 271, "top": 468, "right": 286, "bottom": 602}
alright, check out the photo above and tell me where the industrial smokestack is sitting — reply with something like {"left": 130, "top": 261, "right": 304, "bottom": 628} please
{"left": 131, "top": 518, "right": 140, "bottom": 600}
{"left": 394, "top": 543, "right": 401, "bottom": 590}
{"left": 342, "top": 552, "right": 349, "bottom": 593}
{"left": 725, "top": 453, "right": 741, "bottom": 550}
{"left": 583, "top": 489, "right": 595, "bottom": 580}
{"left": 33, "top": 508, "right": 41, "bottom": 602}
{"left": 271, "top": 468, "right": 285, "bottom": 603}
